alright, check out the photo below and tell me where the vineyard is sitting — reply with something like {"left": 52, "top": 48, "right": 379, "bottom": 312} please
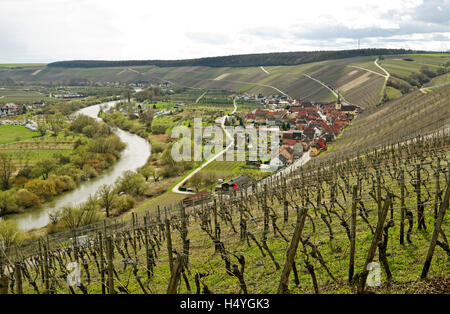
{"left": 0, "top": 129, "right": 448, "bottom": 294}
{"left": 0, "top": 137, "right": 77, "bottom": 166}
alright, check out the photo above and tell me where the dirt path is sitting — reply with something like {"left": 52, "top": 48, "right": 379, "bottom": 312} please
{"left": 260, "top": 66, "right": 270, "bottom": 74}
{"left": 349, "top": 65, "right": 385, "bottom": 78}
{"left": 302, "top": 74, "right": 338, "bottom": 98}
{"left": 195, "top": 91, "right": 207, "bottom": 103}
{"left": 374, "top": 58, "right": 390, "bottom": 79}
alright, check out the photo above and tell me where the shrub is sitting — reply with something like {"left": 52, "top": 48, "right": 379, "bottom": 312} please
{"left": 112, "top": 195, "right": 135, "bottom": 216}
{"left": 57, "top": 197, "right": 101, "bottom": 229}
{"left": 82, "top": 164, "right": 98, "bottom": 180}
{"left": 0, "top": 220, "right": 23, "bottom": 249}
{"left": 0, "top": 190, "right": 18, "bottom": 215}
{"left": 115, "top": 171, "right": 147, "bottom": 196}
{"left": 15, "top": 189, "right": 41, "bottom": 208}
{"left": 151, "top": 141, "right": 166, "bottom": 154}
{"left": 151, "top": 124, "right": 168, "bottom": 134}
{"left": 55, "top": 165, "right": 83, "bottom": 183}
{"left": 24, "top": 179, "right": 57, "bottom": 200}
{"left": 159, "top": 165, "right": 179, "bottom": 178}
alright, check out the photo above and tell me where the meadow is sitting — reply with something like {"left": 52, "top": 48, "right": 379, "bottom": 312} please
{"left": 0, "top": 125, "right": 40, "bottom": 144}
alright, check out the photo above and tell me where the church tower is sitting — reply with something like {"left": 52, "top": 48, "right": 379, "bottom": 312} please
{"left": 335, "top": 93, "right": 342, "bottom": 110}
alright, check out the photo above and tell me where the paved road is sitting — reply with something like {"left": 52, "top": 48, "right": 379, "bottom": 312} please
{"left": 172, "top": 98, "right": 237, "bottom": 194}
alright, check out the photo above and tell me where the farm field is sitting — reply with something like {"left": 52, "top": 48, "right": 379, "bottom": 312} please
{"left": 2, "top": 54, "right": 449, "bottom": 109}
{"left": 0, "top": 87, "right": 49, "bottom": 103}
{"left": 0, "top": 132, "right": 80, "bottom": 165}
{"left": 0, "top": 125, "right": 40, "bottom": 144}
{"left": 200, "top": 160, "right": 245, "bottom": 176}
{"left": 379, "top": 54, "right": 449, "bottom": 77}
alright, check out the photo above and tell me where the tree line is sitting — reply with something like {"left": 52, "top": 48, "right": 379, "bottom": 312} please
{"left": 48, "top": 49, "right": 425, "bottom": 68}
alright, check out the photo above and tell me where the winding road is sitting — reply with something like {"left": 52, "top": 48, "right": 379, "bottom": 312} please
{"left": 172, "top": 98, "right": 237, "bottom": 194}
{"left": 374, "top": 58, "right": 390, "bottom": 80}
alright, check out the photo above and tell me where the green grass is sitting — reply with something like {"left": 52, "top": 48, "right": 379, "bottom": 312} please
{"left": 386, "top": 86, "right": 402, "bottom": 100}
{"left": 0, "top": 125, "right": 40, "bottom": 144}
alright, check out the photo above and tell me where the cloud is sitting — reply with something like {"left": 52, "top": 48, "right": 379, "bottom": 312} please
{"left": 240, "top": 0, "right": 450, "bottom": 50}
{"left": 185, "top": 32, "right": 230, "bottom": 45}
{"left": 291, "top": 21, "right": 450, "bottom": 40}
{"left": 0, "top": 0, "right": 449, "bottom": 63}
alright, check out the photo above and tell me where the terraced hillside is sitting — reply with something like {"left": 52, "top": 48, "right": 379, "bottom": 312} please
{"left": 2, "top": 54, "right": 448, "bottom": 108}
{"left": 319, "top": 84, "right": 450, "bottom": 161}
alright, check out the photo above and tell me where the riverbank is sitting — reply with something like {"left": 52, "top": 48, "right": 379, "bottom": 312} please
{"left": 2, "top": 100, "right": 151, "bottom": 231}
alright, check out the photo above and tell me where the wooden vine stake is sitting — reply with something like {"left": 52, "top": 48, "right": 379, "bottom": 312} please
{"left": 277, "top": 206, "right": 307, "bottom": 294}
{"left": 356, "top": 193, "right": 392, "bottom": 293}
{"left": 106, "top": 236, "right": 115, "bottom": 294}
{"left": 348, "top": 185, "right": 358, "bottom": 283}
{"left": 167, "top": 253, "right": 187, "bottom": 294}
{"left": 421, "top": 183, "right": 449, "bottom": 279}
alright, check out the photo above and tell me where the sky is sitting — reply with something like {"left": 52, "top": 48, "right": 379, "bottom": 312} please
{"left": 0, "top": 0, "right": 449, "bottom": 63}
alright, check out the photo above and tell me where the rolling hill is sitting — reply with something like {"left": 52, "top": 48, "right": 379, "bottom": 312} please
{"left": 1, "top": 51, "right": 449, "bottom": 109}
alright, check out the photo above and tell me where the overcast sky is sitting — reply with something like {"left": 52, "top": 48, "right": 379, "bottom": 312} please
{"left": 0, "top": 0, "right": 449, "bottom": 63}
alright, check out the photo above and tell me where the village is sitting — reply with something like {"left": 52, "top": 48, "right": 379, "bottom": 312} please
{"left": 181, "top": 93, "right": 360, "bottom": 206}
{"left": 0, "top": 101, "right": 45, "bottom": 131}
{"left": 237, "top": 93, "right": 359, "bottom": 165}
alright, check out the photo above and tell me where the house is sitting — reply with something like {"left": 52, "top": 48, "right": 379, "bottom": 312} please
{"left": 322, "top": 133, "right": 336, "bottom": 143}
{"left": 303, "top": 127, "right": 315, "bottom": 140}
{"left": 340, "top": 104, "right": 358, "bottom": 114}
{"left": 292, "top": 131, "right": 303, "bottom": 140}
{"left": 220, "top": 175, "right": 252, "bottom": 192}
{"left": 310, "top": 147, "right": 320, "bottom": 157}
{"left": 182, "top": 191, "right": 211, "bottom": 207}
{"left": 279, "top": 146, "right": 294, "bottom": 164}
{"left": 324, "top": 125, "right": 341, "bottom": 135}
{"left": 0, "top": 103, "right": 25, "bottom": 116}
{"left": 283, "top": 139, "right": 297, "bottom": 147}
{"left": 293, "top": 142, "right": 304, "bottom": 158}
{"left": 261, "top": 156, "right": 284, "bottom": 171}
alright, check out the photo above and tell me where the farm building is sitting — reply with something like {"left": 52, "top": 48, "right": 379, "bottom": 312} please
{"left": 182, "top": 191, "right": 211, "bottom": 207}
{"left": 219, "top": 175, "right": 252, "bottom": 192}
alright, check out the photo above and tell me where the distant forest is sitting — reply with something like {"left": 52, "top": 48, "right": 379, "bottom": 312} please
{"left": 48, "top": 48, "right": 427, "bottom": 68}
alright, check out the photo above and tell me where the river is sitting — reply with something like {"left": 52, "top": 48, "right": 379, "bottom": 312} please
{"left": 3, "top": 100, "right": 151, "bottom": 231}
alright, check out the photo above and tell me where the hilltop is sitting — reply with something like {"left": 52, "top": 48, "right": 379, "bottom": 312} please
{"left": 1, "top": 51, "right": 449, "bottom": 109}
{"left": 47, "top": 48, "right": 422, "bottom": 68}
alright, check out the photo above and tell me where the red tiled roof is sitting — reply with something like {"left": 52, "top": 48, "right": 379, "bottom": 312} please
{"left": 283, "top": 139, "right": 297, "bottom": 146}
